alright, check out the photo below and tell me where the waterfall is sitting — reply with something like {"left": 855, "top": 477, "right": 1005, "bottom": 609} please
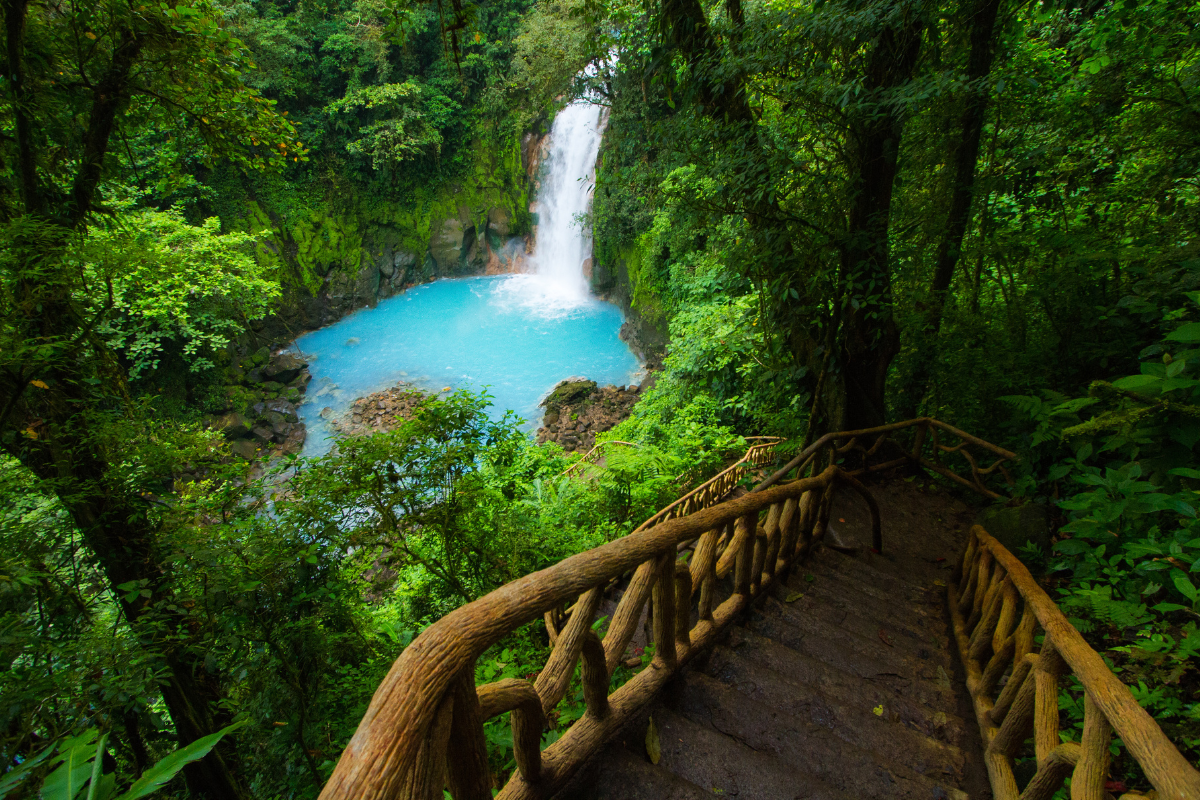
{"left": 496, "top": 99, "right": 605, "bottom": 314}
{"left": 531, "top": 100, "right": 605, "bottom": 299}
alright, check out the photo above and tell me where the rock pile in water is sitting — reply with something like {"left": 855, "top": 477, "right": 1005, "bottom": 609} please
{"left": 535, "top": 377, "right": 643, "bottom": 452}
{"left": 330, "top": 385, "right": 429, "bottom": 437}
{"left": 204, "top": 346, "right": 312, "bottom": 461}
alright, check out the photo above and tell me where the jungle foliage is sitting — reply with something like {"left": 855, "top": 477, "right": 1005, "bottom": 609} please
{"left": 2, "top": 0, "right": 1200, "bottom": 794}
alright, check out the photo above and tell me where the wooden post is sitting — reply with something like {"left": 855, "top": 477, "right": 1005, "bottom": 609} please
{"left": 1034, "top": 641, "right": 1067, "bottom": 764}
{"left": 580, "top": 631, "right": 610, "bottom": 719}
{"left": 535, "top": 585, "right": 604, "bottom": 714}
{"left": 652, "top": 553, "right": 677, "bottom": 668}
{"left": 674, "top": 561, "right": 692, "bottom": 649}
{"left": 750, "top": 525, "right": 768, "bottom": 594}
{"left": 1070, "top": 693, "right": 1111, "bottom": 800}
{"left": 733, "top": 514, "right": 755, "bottom": 596}
{"left": 445, "top": 667, "right": 492, "bottom": 800}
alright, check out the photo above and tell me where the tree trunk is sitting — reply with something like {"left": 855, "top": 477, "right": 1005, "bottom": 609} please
{"left": 837, "top": 10, "right": 925, "bottom": 431}
{"left": 902, "top": 0, "right": 1003, "bottom": 417}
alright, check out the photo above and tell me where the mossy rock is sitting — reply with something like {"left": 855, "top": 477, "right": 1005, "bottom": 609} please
{"left": 542, "top": 379, "right": 597, "bottom": 411}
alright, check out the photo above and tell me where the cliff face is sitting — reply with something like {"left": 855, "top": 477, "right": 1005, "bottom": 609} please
{"left": 227, "top": 132, "right": 547, "bottom": 337}
{"left": 590, "top": 246, "right": 668, "bottom": 370}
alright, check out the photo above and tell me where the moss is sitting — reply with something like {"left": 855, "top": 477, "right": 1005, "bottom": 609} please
{"left": 231, "top": 135, "right": 533, "bottom": 300}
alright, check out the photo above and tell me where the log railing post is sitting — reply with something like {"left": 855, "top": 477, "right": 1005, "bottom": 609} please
{"left": 776, "top": 497, "right": 800, "bottom": 573}
{"left": 1070, "top": 693, "right": 1112, "bottom": 800}
{"left": 602, "top": 559, "right": 656, "bottom": 675}
{"left": 399, "top": 691, "right": 455, "bottom": 800}
{"left": 750, "top": 524, "right": 768, "bottom": 594}
{"left": 535, "top": 585, "right": 604, "bottom": 714}
{"left": 446, "top": 667, "right": 492, "bottom": 800}
{"left": 652, "top": 552, "right": 677, "bottom": 668}
{"left": 477, "top": 680, "right": 546, "bottom": 786}
{"left": 674, "top": 561, "right": 692, "bottom": 649}
{"left": 580, "top": 631, "right": 609, "bottom": 720}
{"left": 733, "top": 514, "right": 755, "bottom": 596}
{"left": 1034, "top": 642, "right": 1067, "bottom": 764}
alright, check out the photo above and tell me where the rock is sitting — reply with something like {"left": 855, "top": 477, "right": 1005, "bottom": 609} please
{"left": 542, "top": 379, "right": 597, "bottom": 409}
{"left": 281, "top": 427, "right": 306, "bottom": 455}
{"left": 320, "top": 407, "right": 333, "bottom": 419}
{"left": 230, "top": 439, "right": 261, "bottom": 460}
{"left": 246, "top": 368, "right": 265, "bottom": 384}
{"left": 346, "top": 337, "right": 360, "bottom": 346}
{"left": 252, "top": 426, "right": 275, "bottom": 443}
{"left": 975, "top": 504, "right": 1051, "bottom": 559}
{"left": 263, "top": 352, "right": 306, "bottom": 384}
{"left": 487, "top": 206, "right": 511, "bottom": 239}
{"left": 289, "top": 372, "right": 312, "bottom": 390}
{"left": 430, "top": 215, "right": 467, "bottom": 269}
{"left": 210, "top": 412, "right": 253, "bottom": 439}
{"left": 271, "top": 420, "right": 294, "bottom": 442}
{"left": 265, "top": 399, "right": 298, "bottom": 422}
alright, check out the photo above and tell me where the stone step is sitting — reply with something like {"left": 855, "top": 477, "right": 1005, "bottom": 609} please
{"left": 701, "top": 642, "right": 967, "bottom": 774}
{"left": 559, "top": 744, "right": 716, "bottom": 800}
{"left": 785, "top": 563, "right": 944, "bottom": 628}
{"left": 645, "top": 705, "right": 854, "bottom": 800}
{"left": 744, "top": 601, "right": 948, "bottom": 688}
{"left": 717, "top": 627, "right": 962, "bottom": 732}
{"left": 666, "top": 671, "right": 967, "bottom": 800}
{"left": 757, "top": 590, "right": 955, "bottom": 674}
{"left": 765, "top": 580, "right": 951, "bottom": 660}
{"left": 807, "top": 545, "right": 941, "bottom": 597}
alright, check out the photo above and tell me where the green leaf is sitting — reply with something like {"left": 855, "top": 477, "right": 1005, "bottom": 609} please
{"left": 1170, "top": 468, "right": 1200, "bottom": 480}
{"left": 1173, "top": 571, "right": 1199, "bottom": 603}
{"left": 116, "top": 721, "right": 246, "bottom": 800}
{"left": 41, "top": 742, "right": 97, "bottom": 800}
{"left": 0, "top": 742, "right": 55, "bottom": 799}
{"left": 85, "top": 734, "right": 107, "bottom": 800}
{"left": 1166, "top": 323, "right": 1200, "bottom": 343}
{"left": 1112, "top": 374, "right": 1159, "bottom": 390}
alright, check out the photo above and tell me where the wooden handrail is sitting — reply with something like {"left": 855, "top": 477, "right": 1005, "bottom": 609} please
{"left": 950, "top": 526, "right": 1200, "bottom": 800}
{"left": 559, "top": 440, "right": 638, "bottom": 478}
{"left": 316, "top": 421, "right": 1071, "bottom": 800}
{"left": 757, "top": 417, "right": 1016, "bottom": 498}
{"left": 318, "top": 459, "right": 864, "bottom": 800}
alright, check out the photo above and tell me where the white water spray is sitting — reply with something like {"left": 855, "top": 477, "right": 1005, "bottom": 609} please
{"left": 495, "top": 100, "right": 606, "bottom": 314}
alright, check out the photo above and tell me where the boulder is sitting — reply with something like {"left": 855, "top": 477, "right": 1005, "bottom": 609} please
{"left": 264, "top": 352, "right": 306, "bottom": 384}
{"left": 252, "top": 425, "right": 275, "bottom": 443}
{"left": 265, "top": 398, "right": 298, "bottom": 422}
{"left": 281, "top": 427, "right": 306, "bottom": 455}
{"left": 230, "top": 439, "right": 260, "bottom": 460}
{"left": 975, "top": 504, "right": 1051, "bottom": 559}
{"left": 210, "top": 412, "right": 252, "bottom": 439}
{"left": 487, "top": 206, "right": 511, "bottom": 239}
{"left": 430, "top": 216, "right": 467, "bottom": 269}
{"left": 542, "top": 378, "right": 597, "bottom": 409}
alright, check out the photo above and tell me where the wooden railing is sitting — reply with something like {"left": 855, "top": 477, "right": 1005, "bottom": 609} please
{"left": 317, "top": 418, "right": 1197, "bottom": 800}
{"left": 559, "top": 440, "right": 637, "bottom": 478}
{"left": 758, "top": 417, "right": 1017, "bottom": 499}
{"left": 950, "top": 526, "right": 1200, "bottom": 800}
{"left": 317, "top": 441, "right": 870, "bottom": 800}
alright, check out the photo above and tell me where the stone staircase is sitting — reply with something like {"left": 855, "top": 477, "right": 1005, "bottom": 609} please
{"left": 560, "top": 483, "right": 990, "bottom": 800}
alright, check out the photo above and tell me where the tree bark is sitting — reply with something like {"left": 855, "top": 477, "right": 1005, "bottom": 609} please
{"left": 902, "top": 0, "right": 1003, "bottom": 417}
{"left": 838, "top": 8, "right": 925, "bottom": 431}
